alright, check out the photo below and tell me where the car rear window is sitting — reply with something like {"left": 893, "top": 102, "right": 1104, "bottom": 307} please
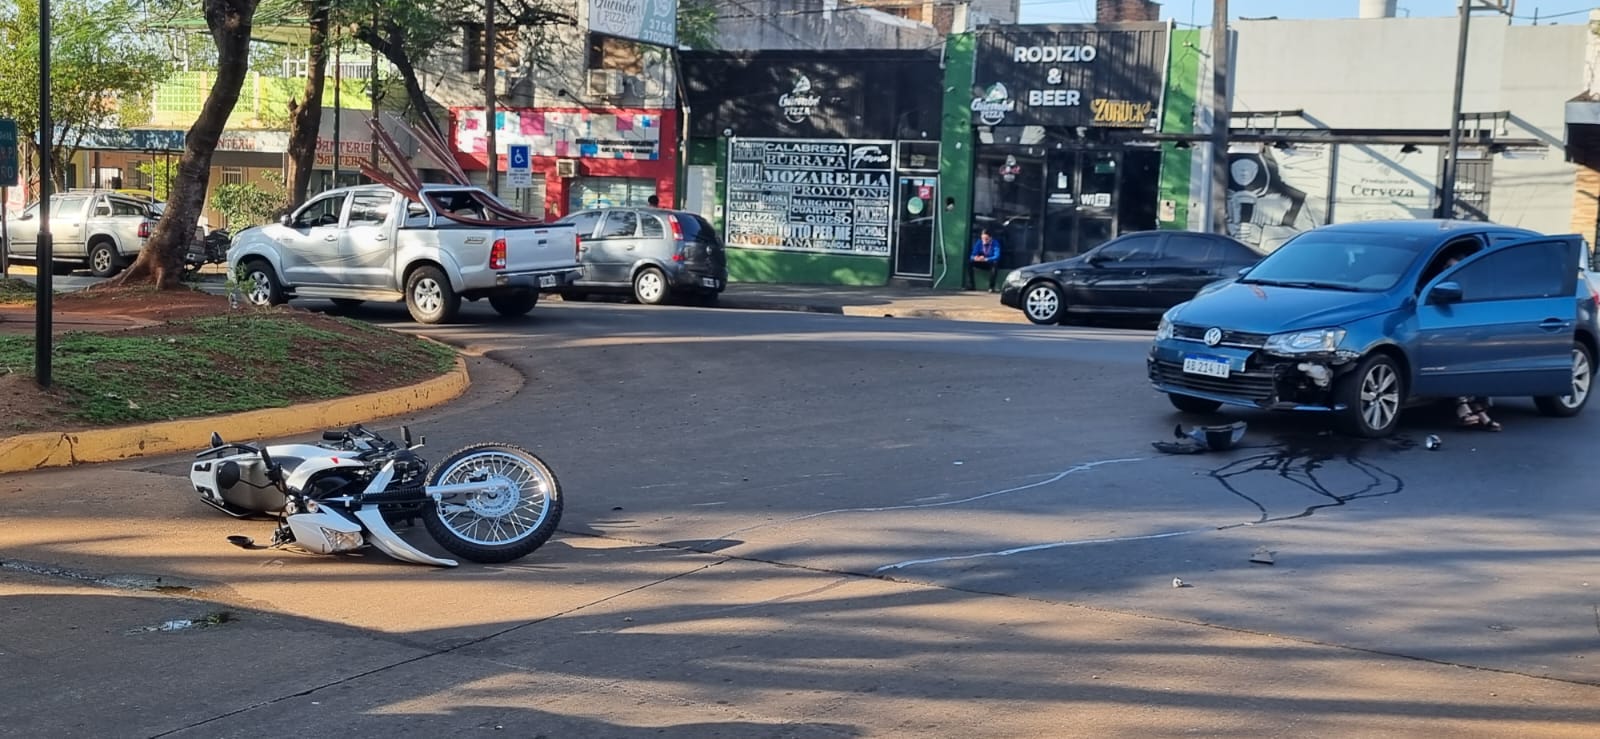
{"left": 677, "top": 214, "right": 722, "bottom": 245}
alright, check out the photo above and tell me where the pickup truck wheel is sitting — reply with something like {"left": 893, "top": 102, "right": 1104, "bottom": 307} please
{"left": 243, "top": 259, "right": 286, "bottom": 306}
{"left": 406, "top": 266, "right": 460, "bottom": 324}
{"left": 633, "top": 267, "right": 668, "bottom": 305}
{"left": 1534, "top": 341, "right": 1593, "bottom": 417}
{"left": 489, "top": 289, "right": 538, "bottom": 317}
{"left": 88, "top": 241, "right": 120, "bottom": 278}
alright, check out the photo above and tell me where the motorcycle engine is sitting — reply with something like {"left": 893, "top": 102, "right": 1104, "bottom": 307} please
{"left": 390, "top": 450, "right": 428, "bottom": 490}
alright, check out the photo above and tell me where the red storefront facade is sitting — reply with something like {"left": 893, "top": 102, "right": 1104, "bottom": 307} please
{"left": 449, "top": 106, "right": 678, "bottom": 220}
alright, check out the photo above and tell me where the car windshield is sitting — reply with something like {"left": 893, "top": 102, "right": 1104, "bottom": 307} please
{"left": 1240, "top": 231, "right": 1433, "bottom": 292}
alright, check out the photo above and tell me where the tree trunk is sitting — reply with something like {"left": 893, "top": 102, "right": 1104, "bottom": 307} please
{"left": 105, "top": 0, "right": 260, "bottom": 290}
{"left": 285, "top": 1, "right": 331, "bottom": 208}
{"left": 358, "top": 22, "right": 442, "bottom": 143}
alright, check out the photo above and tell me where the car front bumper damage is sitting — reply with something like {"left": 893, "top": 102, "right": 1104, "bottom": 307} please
{"left": 1148, "top": 341, "right": 1362, "bottom": 411}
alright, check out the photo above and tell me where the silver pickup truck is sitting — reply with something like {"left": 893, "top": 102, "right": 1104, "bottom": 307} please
{"left": 3, "top": 189, "right": 159, "bottom": 277}
{"left": 228, "top": 184, "right": 581, "bottom": 324}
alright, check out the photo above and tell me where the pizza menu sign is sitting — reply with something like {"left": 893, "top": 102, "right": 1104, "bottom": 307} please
{"left": 723, "top": 138, "right": 895, "bottom": 256}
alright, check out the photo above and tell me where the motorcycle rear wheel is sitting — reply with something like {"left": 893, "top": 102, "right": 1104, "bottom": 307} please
{"left": 422, "top": 443, "right": 563, "bottom": 563}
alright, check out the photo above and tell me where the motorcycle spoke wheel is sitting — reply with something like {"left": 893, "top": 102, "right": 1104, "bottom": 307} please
{"left": 423, "top": 444, "right": 563, "bottom": 563}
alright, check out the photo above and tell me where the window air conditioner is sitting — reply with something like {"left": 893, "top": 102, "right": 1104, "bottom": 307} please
{"left": 587, "top": 69, "right": 624, "bottom": 97}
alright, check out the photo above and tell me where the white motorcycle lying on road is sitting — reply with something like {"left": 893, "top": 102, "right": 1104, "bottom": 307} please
{"left": 189, "top": 425, "right": 563, "bottom": 567}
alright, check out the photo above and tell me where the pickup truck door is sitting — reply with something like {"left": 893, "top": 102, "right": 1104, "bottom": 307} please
{"left": 339, "top": 191, "right": 397, "bottom": 288}
{"left": 280, "top": 192, "right": 349, "bottom": 286}
{"left": 6, "top": 203, "right": 41, "bottom": 257}
{"left": 52, "top": 195, "right": 90, "bottom": 256}
{"left": 1412, "top": 237, "right": 1580, "bottom": 398}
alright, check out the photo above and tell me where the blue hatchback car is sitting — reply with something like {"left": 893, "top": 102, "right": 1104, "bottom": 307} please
{"left": 1148, "top": 220, "right": 1596, "bottom": 436}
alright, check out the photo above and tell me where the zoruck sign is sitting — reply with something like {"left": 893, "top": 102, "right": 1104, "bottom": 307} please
{"left": 970, "top": 24, "right": 1169, "bottom": 129}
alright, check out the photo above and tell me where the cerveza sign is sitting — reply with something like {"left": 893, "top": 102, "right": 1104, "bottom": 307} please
{"left": 971, "top": 24, "right": 1169, "bottom": 129}
{"left": 724, "top": 139, "right": 894, "bottom": 257}
{"left": 589, "top": 0, "right": 676, "bottom": 48}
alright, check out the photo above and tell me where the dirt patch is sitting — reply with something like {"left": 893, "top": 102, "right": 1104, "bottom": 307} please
{"left": 53, "top": 284, "right": 239, "bottom": 321}
{"left": 0, "top": 287, "right": 457, "bottom": 436}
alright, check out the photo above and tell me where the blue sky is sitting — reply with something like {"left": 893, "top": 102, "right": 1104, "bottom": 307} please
{"left": 1018, "top": 1, "right": 1599, "bottom": 26}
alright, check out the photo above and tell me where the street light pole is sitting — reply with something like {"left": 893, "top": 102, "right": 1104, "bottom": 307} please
{"left": 484, "top": 0, "right": 498, "bottom": 195}
{"left": 1441, "top": 0, "right": 1472, "bottom": 218}
{"left": 1209, "top": 0, "right": 1230, "bottom": 234}
{"left": 35, "top": 0, "right": 53, "bottom": 388}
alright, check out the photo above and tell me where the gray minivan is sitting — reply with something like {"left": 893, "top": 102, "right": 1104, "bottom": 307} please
{"left": 553, "top": 208, "right": 728, "bottom": 305}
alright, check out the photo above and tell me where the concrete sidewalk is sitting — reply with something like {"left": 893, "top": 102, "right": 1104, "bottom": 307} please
{"left": 6, "top": 271, "right": 1029, "bottom": 325}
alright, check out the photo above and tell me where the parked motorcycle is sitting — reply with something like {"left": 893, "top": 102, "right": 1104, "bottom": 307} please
{"left": 184, "top": 228, "right": 230, "bottom": 273}
{"left": 189, "top": 425, "right": 563, "bottom": 566}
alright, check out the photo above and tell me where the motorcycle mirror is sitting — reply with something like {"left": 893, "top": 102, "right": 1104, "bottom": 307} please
{"left": 402, "top": 425, "right": 413, "bottom": 446}
{"left": 210, "top": 432, "right": 223, "bottom": 448}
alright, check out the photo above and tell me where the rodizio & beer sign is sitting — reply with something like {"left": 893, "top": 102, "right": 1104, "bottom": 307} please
{"left": 971, "top": 24, "right": 1169, "bottom": 130}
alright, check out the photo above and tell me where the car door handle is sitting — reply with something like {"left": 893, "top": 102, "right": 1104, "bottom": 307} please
{"left": 1539, "top": 318, "right": 1570, "bottom": 331}
{"left": 323, "top": 235, "right": 338, "bottom": 241}
{"left": 373, "top": 234, "right": 387, "bottom": 241}
{"left": 625, "top": 245, "right": 637, "bottom": 251}
{"left": 1132, "top": 269, "right": 1147, "bottom": 277}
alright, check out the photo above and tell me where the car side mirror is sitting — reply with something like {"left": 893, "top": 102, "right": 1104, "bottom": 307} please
{"left": 1085, "top": 254, "right": 1104, "bottom": 267}
{"left": 1429, "top": 281, "right": 1464, "bottom": 304}
{"left": 279, "top": 214, "right": 293, "bottom": 226}
{"left": 17, "top": 212, "right": 32, "bottom": 221}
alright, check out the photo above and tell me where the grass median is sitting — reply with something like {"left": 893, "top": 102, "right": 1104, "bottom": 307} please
{"left": 0, "top": 308, "right": 457, "bottom": 435}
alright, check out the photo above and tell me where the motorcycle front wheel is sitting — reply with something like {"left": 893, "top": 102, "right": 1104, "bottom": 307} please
{"left": 422, "top": 443, "right": 564, "bottom": 563}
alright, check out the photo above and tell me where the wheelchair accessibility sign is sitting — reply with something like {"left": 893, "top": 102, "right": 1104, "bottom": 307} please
{"left": 507, "top": 144, "right": 533, "bottom": 189}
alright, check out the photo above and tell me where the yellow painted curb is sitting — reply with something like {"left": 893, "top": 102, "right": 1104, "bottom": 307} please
{"left": 0, "top": 355, "right": 470, "bottom": 474}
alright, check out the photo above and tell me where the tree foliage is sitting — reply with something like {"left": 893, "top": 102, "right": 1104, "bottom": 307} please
{"left": 212, "top": 170, "right": 287, "bottom": 229}
{"left": 0, "top": 0, "right": 172, "bottom": 189}
{"left": 134, "top": 158, "right": 180, "bottom": 200}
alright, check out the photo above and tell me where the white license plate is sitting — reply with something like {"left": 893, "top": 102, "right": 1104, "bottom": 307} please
{"left": 1182, "top": 355, "right": 1230, "bottom": 379}
{"left": 538, "top": 274, "right": 558, "bottom": 288}
{"left": 701, "top": 277, "right": 719, "bottom": 288}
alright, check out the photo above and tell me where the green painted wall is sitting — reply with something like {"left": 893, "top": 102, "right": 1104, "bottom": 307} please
{"left": 935, "top": 33, "right": 977, "bottom": 290}
{"left": 1157, "top": 29, "right": 1203, "bottom": 231}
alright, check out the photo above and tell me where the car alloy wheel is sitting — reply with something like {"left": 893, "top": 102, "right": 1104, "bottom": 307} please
{"left": 413, "top": 277, "right": 443, "bottom": 315}
{"left": 247, "top": 269, "right": 274, "bottom": 306}
{"left": 634, "top": 268, "right": 667, "bottom": 305}
{"left": 1359, "top": 361, "right": 1401, "bottom": 432}
{"left": 1023, "top": 283, "right": 1062, "bottom": 325}
{"left": 1560, "top": 346, "right": 1592, "bottom": 410}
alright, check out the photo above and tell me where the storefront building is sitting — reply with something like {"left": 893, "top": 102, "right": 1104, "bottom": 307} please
{"left": 681, "top": 49, "right": 946, "bottom": 285}
{"left": 449, "top": 106, "right": 678, "bottom": 221}
{"left": 938, "top": 21, "right": 1200, "bottom": 283}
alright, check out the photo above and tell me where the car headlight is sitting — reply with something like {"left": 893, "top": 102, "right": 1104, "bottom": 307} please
{"left": 1005, "top": 270, "right": 1028, "bottom": 285}
{"left": 1155, "top": 312, "right": 1176, "bottom": 341}
{"left": 1264, "top": 328, "right": 1347, "bottom": 354}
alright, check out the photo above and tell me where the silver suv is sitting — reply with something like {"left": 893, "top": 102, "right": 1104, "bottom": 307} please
{"left": 554, "top": 208, "right": 728, "bottom": 306}
{"left": 3, "top": 189, "right": 158, "bottom": 277}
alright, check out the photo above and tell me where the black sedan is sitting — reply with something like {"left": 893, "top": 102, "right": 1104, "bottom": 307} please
{"left": 1000, "top": 230, "right": 1264, "bottom": 325}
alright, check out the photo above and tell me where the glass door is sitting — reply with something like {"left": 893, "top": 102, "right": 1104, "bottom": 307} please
{"left": 893, "top": 175, "right": 937, "bottom": 278}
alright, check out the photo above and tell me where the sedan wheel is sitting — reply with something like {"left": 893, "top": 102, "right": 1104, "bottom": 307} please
{"left": 1338, "top": 354, "right": 1403, "bottom": 437}
{"left": 1535, "top": 342, "right": 1594, "bottom": 417}
{"left": 1022, "top": 282, "right": 1063, "bottom": 325}
{"left": 633, "top": 267, "right": 668, "bottom": 305}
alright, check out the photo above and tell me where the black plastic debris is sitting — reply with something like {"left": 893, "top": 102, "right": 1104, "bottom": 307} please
{"left": 227, "top": 535, "right": 259, "bottom": 550}
{"left": 1152, "top": 421, "right": 1248, "bottom": 454}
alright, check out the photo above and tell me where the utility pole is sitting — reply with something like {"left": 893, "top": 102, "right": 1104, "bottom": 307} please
{"left": 1441, "top": 0, "right": 1473, "bottom": 218}
{"left": 484, "top": 0, "right": 498, "bottom": 195}
{"left": 1209, "top": 0, "right": 1230, "bottom": 234}
{"left": 36, "top": 0, "right": 53, "bottom": 388}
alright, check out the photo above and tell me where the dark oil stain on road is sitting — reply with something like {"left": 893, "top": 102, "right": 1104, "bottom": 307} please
{"left": 1208, "top": 433, "right": 1411, "bottom": 527}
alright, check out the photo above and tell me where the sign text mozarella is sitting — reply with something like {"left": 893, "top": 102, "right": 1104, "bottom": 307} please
{"left": 724, "top": 137, "right": 895, "bottom": 256}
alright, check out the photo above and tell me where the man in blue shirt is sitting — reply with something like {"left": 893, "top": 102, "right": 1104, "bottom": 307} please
{"left": 966, "top": 228, "right": 1002, "bottom": 292}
